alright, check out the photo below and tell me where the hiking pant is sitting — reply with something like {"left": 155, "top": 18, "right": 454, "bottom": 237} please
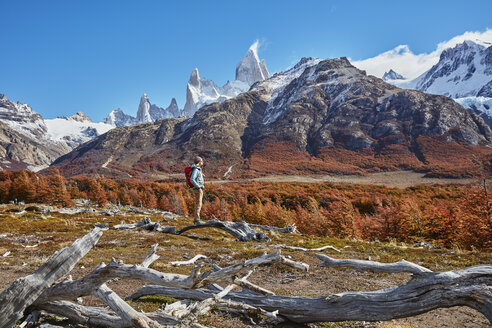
{"left": 194, "top": 188, "right": 203, "bottom": 220}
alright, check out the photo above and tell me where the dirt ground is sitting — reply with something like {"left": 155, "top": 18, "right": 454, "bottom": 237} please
{"left": 0, "top": 205, "right": 490, "bottom": 328}
{"left": 152, "top": 171, "right": 483, "bottom": 189}
{"left": 245, "top": 171, "right": 481, "bottom": 188}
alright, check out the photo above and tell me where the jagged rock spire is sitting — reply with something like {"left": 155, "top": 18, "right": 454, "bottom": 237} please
{"left": 236, "top": 41, "right": 270, "bottom": 86}
{"left": 136, "top": 93, "right": 152, "bottom": 123}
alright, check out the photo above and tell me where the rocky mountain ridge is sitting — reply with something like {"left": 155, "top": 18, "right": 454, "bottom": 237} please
{"left": 51, "top": 57, "right": 492, "bottom": 178}
{"left": 0, "top": 93, "right": 48, "bottom": 140}
{"left": 104, "top": 95, "right": 180, "bottom": 127}
{"left": 0, "top": 94, "right": 114, "bottom": 169}
{"left": 385, "top": 41, "right": 492, "bottom": 128}
{"left": 411, "top": 41, "right": 492, "bottom": 98}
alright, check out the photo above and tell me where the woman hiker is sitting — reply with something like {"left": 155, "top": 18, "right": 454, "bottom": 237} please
{"left": 190, "top": 156, "right": 205, "bottom": 224}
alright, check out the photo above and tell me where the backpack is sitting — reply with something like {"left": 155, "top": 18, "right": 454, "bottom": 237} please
{"left": 184, "top": 166, "right": 194, "bottom": 188}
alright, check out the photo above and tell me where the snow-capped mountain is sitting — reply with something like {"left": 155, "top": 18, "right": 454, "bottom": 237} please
{"left": 0, "top": 94, "right": 67, "bottom": 170}
{"left": 52, "top": 56, "right": 492, "bottom": 179}
{"left": 382, "top": 69, "right": 405, "bottom": 81}
{"left": 45, "top": 112, "right": 114, "bottom": 151}
{"left": 103, "top": 108, "right": 137, "bottom": 126}
{"left": 395, "top": 41, "right": 492, "bottom": 98}
{"left": 0, "top": 93, "right": 48, "bottom": 140}
{"left": 0, "top": 93, "right": 118, "bottom": 170}
{"left": 379, "top": 41, "right": 492, "bottom": 127}
{"left": 235, "top": 41, "right": 270, "bottom": 86}
{"left": 104, "top": 94, "right": 180, "bottom": 126}
{"left": 183, "top": 42, "right": 269, "bottom": 116}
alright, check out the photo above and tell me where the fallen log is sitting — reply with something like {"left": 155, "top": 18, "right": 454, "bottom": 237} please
{"left": 11, "top": 229, "right": 491, "bottom": 326}
{"left": 176, "top": 219, "right": 270, "bottom": 242}
{"left": 35, "top": 250, "right": 307, "bottom": 304}
{"left": 128, "top": 260, "right": 492, "bottom": 324}
{"left": 249, "top": 223, "right": 297, "bottom": 234}
{"left": 109, "top": 217, "right": 270, "bottom": 242}
{"left": 316, "top": 254, "right": 431, "bottom": 273}
{"left": 35, "top": 300, "right": 179, "bottom": 327}
{"left": 0, "top": 228, "right": 102, "bottom": 328}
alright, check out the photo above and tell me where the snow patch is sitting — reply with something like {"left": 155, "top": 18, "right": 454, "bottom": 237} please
{"left": 455, "top": 96, "right": 492, "bottom": 120}
{"left": 45, "top": 118, "right": 113, "bottom": 149}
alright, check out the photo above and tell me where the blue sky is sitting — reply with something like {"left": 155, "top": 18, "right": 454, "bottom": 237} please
{"left": 1, "top": 0, "right": 491, "bottom": 121}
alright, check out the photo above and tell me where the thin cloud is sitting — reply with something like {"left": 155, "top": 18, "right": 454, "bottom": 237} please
{"left": 352, "top": 29, "right": 492, "bottom": 80}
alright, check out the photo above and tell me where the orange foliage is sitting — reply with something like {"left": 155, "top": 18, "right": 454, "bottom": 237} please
{"left": 0, "top": 170, "right": 490, "bottom": 249}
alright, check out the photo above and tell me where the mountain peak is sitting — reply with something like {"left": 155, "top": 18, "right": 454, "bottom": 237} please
{"left": 409, "top": 40, "right": 492, "bottom": 98}
{"left": 137, "top": 93, "right": 152, "bottom": 123}
{"left": 189, "top": 68, "right": 200, "bottom": 86}
{"left": 59, "top": 111, "right": 93, "bottom": 122}
{"left": 440, "top": 40, "right": 485, "bottom": 61}
{"left": 103, "top": 108, "right": 137, "bottom": 126}
{"left": 0, "top": 93, "right": 48, "bottom": 140}
{"left": 382, "top": 69, "right": 405, "bottom": 81}
{"left": 235, "top": 41, "right": 270, "bottom": 86}
{"left": 248, "top": 40, "right": 260, "bottom": 55}
{"left": 169, "top": 98, "right": 178, "bottom": 107}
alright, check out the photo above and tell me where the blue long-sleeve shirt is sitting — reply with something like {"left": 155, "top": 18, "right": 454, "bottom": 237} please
{"left": 190, "top": 164, "right": 204, "bottom": 189}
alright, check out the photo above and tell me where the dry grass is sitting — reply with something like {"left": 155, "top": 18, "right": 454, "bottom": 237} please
{"left": 0, "top": 203, "right": 490, "bottom": 328}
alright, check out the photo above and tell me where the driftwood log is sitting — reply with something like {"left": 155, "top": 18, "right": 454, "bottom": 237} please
{"left": 129, "top": 255, "right": 492, "bottom": 324}
{"left": 0, "top": 228, "right": 102, "bottom": 328}
{"left": 110, "top": 217, "right": 271, "bottom": 242}
{"left": 2, "top": 229, "right": 491, "bottom": 327}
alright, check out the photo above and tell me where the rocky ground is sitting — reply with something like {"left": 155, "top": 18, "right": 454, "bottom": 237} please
{"left": 0, "top": 203, "right": 490, "bottom": 328}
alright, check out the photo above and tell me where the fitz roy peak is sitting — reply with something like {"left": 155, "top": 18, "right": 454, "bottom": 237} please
{"left": 235, "top": 41, "right": 270, "bottom": 86}
{"left": 183, "top": 42, "right": 270, "bottom": 116}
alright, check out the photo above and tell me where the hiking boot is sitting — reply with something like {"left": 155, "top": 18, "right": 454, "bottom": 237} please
{"left": 194, "top": 220, "right": 205, "bottom": 225}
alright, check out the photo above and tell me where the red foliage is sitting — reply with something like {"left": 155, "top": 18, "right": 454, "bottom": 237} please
{"left": 1, "top": 169, "right": 490, "bottom": 249}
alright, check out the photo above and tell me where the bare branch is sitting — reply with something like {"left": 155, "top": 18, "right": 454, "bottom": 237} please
{"left": 316, "top": 254, "right": 432, "bottom": 274}
{"left": 93, "top": 284, "right": 160, "bottom": 328}
{"left": 170, "top": 255, "right": 207, "bottom": 267}
{"left": 234, "top": 271, "right": 275, "bottom": 296}
{"left": 277, "top": 244, "right": 342, "bottom": 253}
{"left": 141, "top": 244, "right": 160, "bottom": 268}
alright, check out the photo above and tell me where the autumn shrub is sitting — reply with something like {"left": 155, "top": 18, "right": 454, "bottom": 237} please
{"left": 0, "top": 169, "right": 490, "bottom": 249}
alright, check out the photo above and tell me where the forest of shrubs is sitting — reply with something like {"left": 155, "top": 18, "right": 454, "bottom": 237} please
{"left": 0, "top": 169, "right": 490, "bottom": 250}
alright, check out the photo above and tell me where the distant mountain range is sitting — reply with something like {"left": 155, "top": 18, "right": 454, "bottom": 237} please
{"left": 0, "top": 42, "right": 270, "bottom": 170}
{"left": 382, "top": 41, "right": 492, "bottom": 125}
{"left": 103, "top": 95, "right": 180, "bottom": 127}
{"left": 397, "top": 41, "right": 492, "bottom": 98}
{"left": 104, "top": 42, "right": 270, "bottom": 126}
{"left": 2, "top": 40, "right": 492, "bottom": 176}
{"left": 0, "top": 94, "right": 112, "bottom": 170}
{"left": 51, "top": 57, "right": 492, "bottom": 179}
